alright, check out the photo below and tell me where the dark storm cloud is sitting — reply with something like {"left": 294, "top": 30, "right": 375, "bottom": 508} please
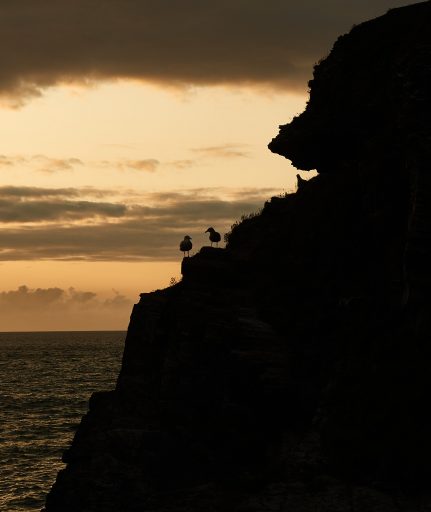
{"left": 0, "top": 187, "right": 276, "bottom": 260}
{"left": 0, "top": 1, "right": 417, "bottom": 103}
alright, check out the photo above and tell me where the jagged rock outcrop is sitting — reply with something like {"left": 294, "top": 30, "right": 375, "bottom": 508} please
{"left": 44, "top": 2, "right": 431, "bottom": 511}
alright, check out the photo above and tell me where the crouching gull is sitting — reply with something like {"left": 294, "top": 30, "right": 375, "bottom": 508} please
{"left": 205, "top": 227, "right": 221, "bottom": 247}
{"left": 180, "top": 235, "right": 192, "bottom": 257}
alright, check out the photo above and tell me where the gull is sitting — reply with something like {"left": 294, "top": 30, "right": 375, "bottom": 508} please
{"left": 180, "top": 235, "right": 192, "bottom": 257}
{"left": 205, "top": 227, "right": 221, "bottom": 247}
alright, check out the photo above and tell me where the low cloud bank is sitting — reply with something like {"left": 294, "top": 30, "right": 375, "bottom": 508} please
{"left": 0, "top": 285, "right": 133, "bottom": 331}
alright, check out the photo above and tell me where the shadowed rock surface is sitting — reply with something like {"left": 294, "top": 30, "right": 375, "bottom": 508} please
{"left": 44, "top": 2, "right": 431, "bottom": 511}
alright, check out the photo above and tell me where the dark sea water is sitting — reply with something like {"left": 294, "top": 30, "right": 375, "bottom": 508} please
{"left": 0, "top": 331, "right": 125, "bottom": 512}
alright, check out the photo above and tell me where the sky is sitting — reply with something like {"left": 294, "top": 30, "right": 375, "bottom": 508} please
{"left": 0, "top": 0, "right": 418, "bottom": 331}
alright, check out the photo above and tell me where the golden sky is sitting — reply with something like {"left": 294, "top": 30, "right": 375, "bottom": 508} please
{"left": 0, "top": 1, "right": 417, "bottom": 330}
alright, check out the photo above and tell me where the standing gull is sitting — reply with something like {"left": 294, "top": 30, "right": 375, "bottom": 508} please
{"left": 205, "top": 227, "right": 221, "bottom": 247}
{"left": 180, "top": 235, "right": 192, "bottom": 257}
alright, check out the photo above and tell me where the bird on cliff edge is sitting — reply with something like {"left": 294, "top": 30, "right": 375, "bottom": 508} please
{"left": 180, "top": 235, "right": 192, "bottom": 257}
{"left": 205, "top": 227, "right": 221, "bottom": 247}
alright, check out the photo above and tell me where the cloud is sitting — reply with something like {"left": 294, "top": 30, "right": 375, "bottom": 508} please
{"left": 0, "top": 285, "right": 133, "bottom": 330}
{"left": 0, "top": 154, "right": 83, "bottom": 172}
{"left": 96, "top": 158, "right": 160, "bottom": 172}
{"left": 0, "top": 186, "right": 279, "bottom": 260}
{"left": 0, "top": 185, "right": 114, "bottom": 199}
{"left": 0, "top": 186, "right": 79, "bottom": 198}
{"left": 192, "top": 144, "right": 250, "bottom": 159}
{"left": 161, "top": 144, "right": 257, "bottom": 171}
{"left": 0, "top": 1, "right": 417, "bottom": 104}
{"left": 167, "top": 160, "right": 196, "bottom": 170}
{"left": 0, "top": 285, "right": 123, "bottom": 309}
{"left": 0, "top": 153, "right": 162, "bottom": 174}
{"left": 0, "top": 155, "right": 22, "bottom": 167}
{"left": 119, "top": 159, "right": 160, "bottom": 172}
{"left": 0, "top": 148, "right": 254, "bottom": 175}
{"left": 0, "top": 197, "right": 126, "bottom": 222}
{"left": 0, "top": 285, "right": 65, "bottom": 308}
{"left": 31, "top": 155, "right": 83, "bottom": 173}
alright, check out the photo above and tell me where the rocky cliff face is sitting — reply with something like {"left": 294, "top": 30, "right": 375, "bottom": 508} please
{"left": 44, "top": 2, "right": 431, "bottom": 511}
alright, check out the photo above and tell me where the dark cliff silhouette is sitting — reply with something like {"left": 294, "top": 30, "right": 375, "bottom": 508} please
{"left": 44, "top": 2, "right": 431, "bottom": 511}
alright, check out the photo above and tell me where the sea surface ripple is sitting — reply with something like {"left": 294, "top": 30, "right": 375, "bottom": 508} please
{"left": 0, "top": 331, "right": 125, "bottom": 511}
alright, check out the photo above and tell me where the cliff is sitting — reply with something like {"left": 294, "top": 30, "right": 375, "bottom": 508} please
{"left": 44, "top": 2, "right": 431, "bottom": 511}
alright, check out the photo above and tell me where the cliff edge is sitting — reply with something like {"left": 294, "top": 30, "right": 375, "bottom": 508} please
{"left": 44, "top": 2, "right": 431, "bottom": 511}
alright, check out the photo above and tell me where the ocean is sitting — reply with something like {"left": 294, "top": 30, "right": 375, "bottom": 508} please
{"left": 0, "top": 331, "right": 126, "bottom": 512}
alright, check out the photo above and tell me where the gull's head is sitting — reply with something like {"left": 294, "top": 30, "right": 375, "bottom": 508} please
{"left": 205, "top": 227, "right": 214, "bottom": 233}
{"left": 184, "top": 235, "right": 192, "bottom": 240}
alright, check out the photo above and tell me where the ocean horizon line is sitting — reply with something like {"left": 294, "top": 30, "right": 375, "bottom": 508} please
{"left": 0, "top": 329, "right": 127, "bottom": 334}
